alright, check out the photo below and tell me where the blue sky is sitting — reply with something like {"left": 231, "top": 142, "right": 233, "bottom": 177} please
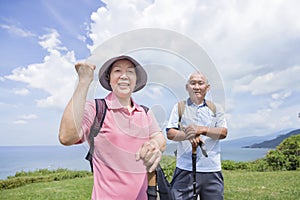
{"left": 1, "top": 0, "right": 299, "bottom": 146}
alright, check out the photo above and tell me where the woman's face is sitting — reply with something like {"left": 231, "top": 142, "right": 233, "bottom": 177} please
{"left": 109, "top": 59, "right": 137, "bottom": 98}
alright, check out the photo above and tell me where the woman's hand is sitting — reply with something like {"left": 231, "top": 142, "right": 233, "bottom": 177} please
{"left": 75, "top": 63, "right": 96, "bottom": 85}
{"left": 136, "top": 139, "right": 162, "bottom": 173}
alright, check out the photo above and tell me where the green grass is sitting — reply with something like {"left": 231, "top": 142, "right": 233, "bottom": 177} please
{"left": 223, "top": 170, "right": 300, "bottom": 200}
{"left": 1, "top": 156, "right": 299, "bottom": 200}
{"left": 0, "top": 177, "right": 93, "bottom": 200}
{"left": 1, "top": 170, "right": 299, "bottom": 200}
{"left": 0, "top": 168, "right": 92, "bottom": 190}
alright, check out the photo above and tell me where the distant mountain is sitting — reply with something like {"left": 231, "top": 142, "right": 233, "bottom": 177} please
{"left": 243, "top": 129, "right": 300, "bottom": 148}
{"left": 220, "top": 128, "right": 295, "bottom": 148}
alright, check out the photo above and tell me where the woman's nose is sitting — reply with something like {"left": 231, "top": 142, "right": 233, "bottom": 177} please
{"left": 120, "top": 73, "right": 128, "bottom": 79}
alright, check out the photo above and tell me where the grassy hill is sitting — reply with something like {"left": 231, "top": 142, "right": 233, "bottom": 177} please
{"left": 1, "top": 169, "right": 299, "bottom": 200}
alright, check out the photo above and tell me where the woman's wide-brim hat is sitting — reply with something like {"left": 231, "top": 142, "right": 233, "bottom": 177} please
{"left": 98, "top": 55, "right": 147, "bottom": 92}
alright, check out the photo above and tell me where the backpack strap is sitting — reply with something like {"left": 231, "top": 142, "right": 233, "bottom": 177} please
{"left": 205, "top": 100, "right": 216, "bottom": 116}
{"left": 85, "top": 101, "right": 149, "bottom": 172}
{"left": 177, "top": 99, "right": 216, "bottom": 127}
{"left": 85, "top": 99, "right": 107, "bottom": 172}
{"left": 177, "top": 101, "right": 186, "bottom": 129}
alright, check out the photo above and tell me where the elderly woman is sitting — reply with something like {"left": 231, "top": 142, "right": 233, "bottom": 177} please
{"left": 59, "top": 55, "right": 166, "bottom": 199}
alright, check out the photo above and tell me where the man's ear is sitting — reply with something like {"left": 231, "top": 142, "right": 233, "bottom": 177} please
{"left": 185, "top": 84, "right": 188, "bottom": 91}
{"left": 206, "top": 84, "right": 211, "bottom": 92}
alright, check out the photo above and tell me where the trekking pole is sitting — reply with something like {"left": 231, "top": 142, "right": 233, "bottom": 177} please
{"left": 147, "top": 171, "right": 157, "bottom": 200}
{"left": 192, "top": 145, "right": 197, "bottom": 200}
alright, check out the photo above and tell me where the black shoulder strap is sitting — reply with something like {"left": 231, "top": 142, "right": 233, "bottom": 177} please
{"left": 85, "top": 99, "right": 107, "bottom": 172}
{"left": 140, "top": 105, "right": 149, "bottom": 113}
{"left": 85, "top": 100, "right": 148, "bottom": 172}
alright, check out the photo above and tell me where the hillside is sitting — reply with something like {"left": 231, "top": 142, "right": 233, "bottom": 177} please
{"left": 243, "top": 129, "right": 300, "bottom": 148}
{"left": 220, "top": 128, "right": 294, "bottom": 148}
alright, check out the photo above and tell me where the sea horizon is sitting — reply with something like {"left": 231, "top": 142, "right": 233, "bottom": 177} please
{"left": 0, "top": 144, "right": 271, "bottom": 180}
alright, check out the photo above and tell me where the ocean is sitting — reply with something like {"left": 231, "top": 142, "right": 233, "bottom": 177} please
{"left": 0, "top": 144, "right": 271, "bottom": 180}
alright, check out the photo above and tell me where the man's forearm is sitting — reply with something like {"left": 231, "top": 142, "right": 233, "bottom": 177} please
{"left": 167, "top": 128, "right": 186, "bottom": 141}
{"left": 198, "top": 126, "right": 227, "bottom": 140}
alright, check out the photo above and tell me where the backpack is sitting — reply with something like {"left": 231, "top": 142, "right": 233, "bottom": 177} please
{"left": 177, "top": 99, "right": 216, "bottom": 129}
{"left": 177, "top": 99, "right": 216, "bottom": 157}
{"left": 85, "top": 99, "right": 172, "bottom": 200}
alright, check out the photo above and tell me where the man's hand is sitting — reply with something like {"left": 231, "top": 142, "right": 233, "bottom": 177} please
{"left": 183, "top": 124, "right": 199, "bottom": 140}
{"left": 190, "top": 136, "right": 204, "bottom": 148}
{"left": 182, "top": 125, "right": 206, "bottom": 147}
{"left": 183, "top": 124, "right": 208, "bottom": 140}
{"left": 136, "top": 140, "right": 162, "bottom": 173}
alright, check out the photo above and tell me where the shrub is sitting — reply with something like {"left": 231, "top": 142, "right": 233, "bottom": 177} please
{"left": 265, "top": 134, "right": 300, "bottom": 170}
{"left": 160, "top": 155, "right": 176, "bottom": 182}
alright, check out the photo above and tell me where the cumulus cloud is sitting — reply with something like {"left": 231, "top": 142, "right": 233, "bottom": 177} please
{"left": 5, "top": 29, "right": 77, "bottom": 109}
{"left": 38, "top": 29, "right": 68, "bottom": 52}
{"left": 233, "top": 66, "right": 300, "bottom": 95}
{"left": 85, "top": 0, "right": 300, "bottom": 138}
{"left": 4, "top": 0, "right": 300, "bottom": 139}
{"left": 88, "top": 0, "right": 300, "bottom": 85}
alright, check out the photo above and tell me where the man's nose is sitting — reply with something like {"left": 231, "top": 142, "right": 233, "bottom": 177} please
{"left": 193, "top": 84, "right": 201, "bottom": 88}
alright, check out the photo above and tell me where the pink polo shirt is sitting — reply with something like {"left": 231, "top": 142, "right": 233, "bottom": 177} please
{"left": 81, "top": 92, "right": 161, "bottom": 200}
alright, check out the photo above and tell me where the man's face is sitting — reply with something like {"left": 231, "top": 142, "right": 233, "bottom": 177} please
{"left": 186, "top": 73, "right": 210, "bottom": 102}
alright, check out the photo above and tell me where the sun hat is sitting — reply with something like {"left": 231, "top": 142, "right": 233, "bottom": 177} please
{"left": 98, "top": 55, "right": 147, "bottom": 92}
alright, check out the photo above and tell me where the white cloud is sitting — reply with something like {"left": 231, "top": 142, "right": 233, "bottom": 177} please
{"left": 77, "top": 34, "right": 86, "bottom": 42}
{"left": 0, "top": 24, "right": 36, "bottom": 37}
{"left": 88, "top": 0, "right": 300, "bottom": 76}
{"left": 38, "top": 29, "right": 68, "bottom": 53}
{"left": 271, "top": 91, "right": 291, "bottom": 100}
{"left": 233, "top": 66, "right": 300, "bottom": 95}
{"left": 4, "top": 0, "right": 300, "bottom": 141}
{"left": 143, "top": 86, "right": 164, "bottom": 100}
{"left": 5, "top": 29, "right": 77, "bottom": 109}
{"left": 13, "top": 120, "right": 27, "bottom": 125}
{"left": 13, "top": 88, "right": 30, "bottom": 96}
{"left": 85, "top": 0, "right": 300, "bottom": 138}
{"left": 19, "top": 114, "right": 38, "bottom": 120}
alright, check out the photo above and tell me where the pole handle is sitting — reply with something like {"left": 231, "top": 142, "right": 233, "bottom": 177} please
{"left": 192, "top": 145, "right": 197, "bottom": 154}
